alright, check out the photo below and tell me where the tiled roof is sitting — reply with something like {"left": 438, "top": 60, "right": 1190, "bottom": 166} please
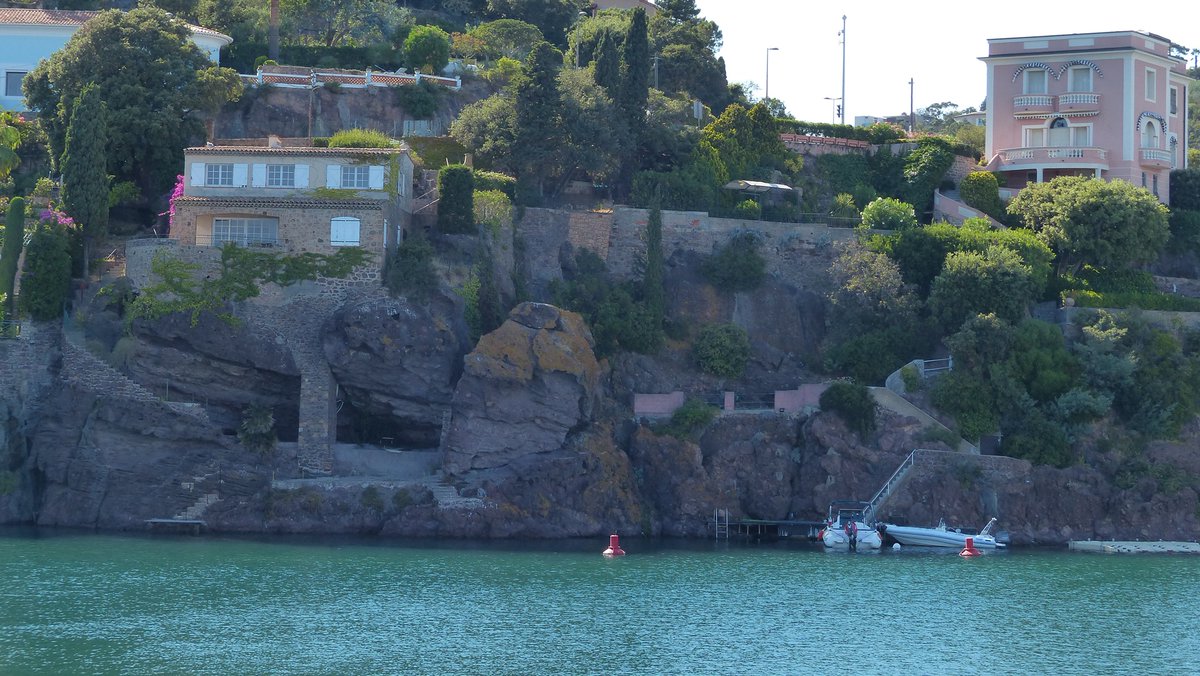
{"left": 0, "top": 8, "right": 99, "bottom": 27}
{"left": 174, "top": 196, "right": 385, "bottom": 210}
{"left": 187, "top": 145, "right": 407, "bottom": 157}
{"left": 0, "top": 8, "right": 230, "bottom": 41}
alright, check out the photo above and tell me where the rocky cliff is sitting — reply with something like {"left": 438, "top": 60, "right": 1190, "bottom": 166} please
{"left": 2, "top": 279, "right": 1198, "bottom": 543}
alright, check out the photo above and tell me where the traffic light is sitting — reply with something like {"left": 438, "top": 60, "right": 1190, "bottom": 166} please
{"left": 836, "top": 105, "right": 842, "bottom": 118}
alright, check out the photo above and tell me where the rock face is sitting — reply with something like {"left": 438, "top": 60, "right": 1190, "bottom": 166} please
{"left": 128, "top": 313, "right": 301, "bottom": 438}
{"left": 323, "top": 293, "right": 468, "bottom": 446}
{"left": 442, "top": 303, "right": 600, "bottom": 475}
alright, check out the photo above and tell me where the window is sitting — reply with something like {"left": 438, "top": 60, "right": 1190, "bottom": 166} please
{"left": 212, "top": 217, "right": 278, "bottom": 246}
{"left": 330, "top": 217, "right": 361, "bottom": 246}
{"left": 4, "top": 71, "right": 27, "bottom": 97}
{"left": 1027, "top": 127, "right": 1045, "bottom": 147}
{"left": 1068, "top": 66, "right": 1091, "bottom": 92}
{"left": 341, "top": 166, "right": 370, "bottom": 189}
{"left": 1071, "top": 126, "right": 1090, "bottom": 147}
{"left": 1170, "top": 87, "right": 1178, "bottom": 116}
{"left": 1024, "top": 69, "right": 1047, "bottom": 95}
{"left": 1142, "top": 172, "right": 1147, "bottom": 188}
{"left": 1145, "top": 68, "right": 1156, "bottom": 101}
{"left": 267, "top": 164, "right": 295, "bottom": 187}
{"left": 1153, "top": 174, "right": 1159, "bottom": 197}
{"left": 206, "top": 163, "right": 234, "bottom": 186}
{"left": 1141, "top": 120, "right": 1160, "bottom": 149}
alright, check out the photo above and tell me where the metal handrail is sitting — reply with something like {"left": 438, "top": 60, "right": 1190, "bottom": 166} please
{"left": 194, "top": 234, "right": 282, "bottom": 248}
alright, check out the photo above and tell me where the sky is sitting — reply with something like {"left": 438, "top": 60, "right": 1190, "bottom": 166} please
{"left": 694, "top": 0, "right": 1200, "bottom": 124}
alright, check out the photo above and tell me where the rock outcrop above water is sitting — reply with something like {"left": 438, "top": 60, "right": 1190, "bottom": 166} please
{"left": 442, "top": 303, "right": 600, "bottom": 475}
{"left": 323, "top": 293, "right": 468, "bottom": 446}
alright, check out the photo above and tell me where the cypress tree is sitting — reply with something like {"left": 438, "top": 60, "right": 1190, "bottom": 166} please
{"left": 1, "top": 196, "right": 25, "bottom": 315}
{"left": 61, "top": 84, "right": 109, "bottom": 280}
{"left": 616, "top": 9, "right": 650, "bottom": 196}
{"left": 513, "top": 42, "right": 563, "bottom": 203}
{"left": 437, "top": 164, "right": 475, "bottom": 234}
{"left": 592, "top": 30, "right": 620, "bottom": 96}
{"left": 19, "top": 223, "right": 72, "bottom": 321}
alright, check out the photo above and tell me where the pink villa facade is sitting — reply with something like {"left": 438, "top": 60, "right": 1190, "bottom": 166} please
{"left": 981, "top": 31, "right": 1192, "bottom": 204}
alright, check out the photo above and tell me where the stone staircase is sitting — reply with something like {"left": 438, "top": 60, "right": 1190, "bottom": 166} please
{"left": 174, "top": 492, "right": 220, "bottom": 520}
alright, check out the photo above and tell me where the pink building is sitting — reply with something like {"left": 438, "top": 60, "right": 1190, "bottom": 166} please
{"left": 981, "top": 31, "right": 1192, "bottom": 204}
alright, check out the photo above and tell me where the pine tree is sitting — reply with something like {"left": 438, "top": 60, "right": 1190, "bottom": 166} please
{"left": 1, "top": 197, "right": 25, "bottom": 315}
{"left": 61, "top": 83, "right": 109, "bottom": 280}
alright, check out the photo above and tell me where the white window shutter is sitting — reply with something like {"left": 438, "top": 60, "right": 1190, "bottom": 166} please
{"left": 327, "top": 165, "right": 341, "bottom": 188}
{"left": 295, "top": 164, "right": 310, "bottom": 188}
{"left": 232, "top": 164, "right": 248, "bottom": 187}
{"left": 368, "top": 165, "right": 385, "bottom": 190}
{"left": 251, "top": 164, "right": 266, "bottom": 187}
{"left": 190, "top": 162, "right": 205, "bottom": 186}
{"left": 330, "top": 217, "right": 360, "bottom": 246}
{"left": 397, "top": 170, "right": 407, "bottom": 197}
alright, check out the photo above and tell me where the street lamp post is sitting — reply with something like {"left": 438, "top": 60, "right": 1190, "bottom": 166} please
{"left": 765, "top": 47, "right": 779, "bottom": 101}
{"left": 824, "top": 97, "right": 842, "bottom": 124}
{"left": 839, "top": 15, "right": 847, "bottom": 125}
{"left": 908, "top": 78, "right": 915, "bottom": 133}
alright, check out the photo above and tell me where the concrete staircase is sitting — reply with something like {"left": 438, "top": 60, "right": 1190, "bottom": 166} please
{"left": 174, "top": 492, "right": 220, "bottom": 520}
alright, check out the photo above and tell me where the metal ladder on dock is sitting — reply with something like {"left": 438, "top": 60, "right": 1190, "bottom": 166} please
{"left": 713, "top": 508, "right": 730, "bottom": 540}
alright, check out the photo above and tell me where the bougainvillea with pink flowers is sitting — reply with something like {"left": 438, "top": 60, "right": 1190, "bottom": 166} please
{"left": 161, "top": 174, "right": 185, "bottom": 232}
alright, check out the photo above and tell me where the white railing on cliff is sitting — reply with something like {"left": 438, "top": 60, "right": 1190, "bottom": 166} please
{"left": 241, "top": 68, "right": 461, "bottom": 91}
{"left": 863, "top": 448, "right": 959, "bottom": 524}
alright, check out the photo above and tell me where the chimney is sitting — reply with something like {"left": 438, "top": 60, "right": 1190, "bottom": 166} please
{"left": 268, "top": 134, "right": 282, "bottom": 148}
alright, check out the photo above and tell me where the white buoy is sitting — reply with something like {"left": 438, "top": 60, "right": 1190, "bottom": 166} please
{"left": 892, "top": 543, "right": 901, "bottom": 550}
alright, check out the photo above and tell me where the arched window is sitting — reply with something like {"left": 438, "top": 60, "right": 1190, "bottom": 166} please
{"left": 1141, "top": 120, "right": 1160, "bottom": 149}
{"left": 1050, "top": 117, "right": 1069, "bottom": 129}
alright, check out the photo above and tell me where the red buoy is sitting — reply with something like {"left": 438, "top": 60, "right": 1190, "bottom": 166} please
{"left": 960, "top": 536, "right": 981, "bottom": 557}
{"left": 602, "top": 533, "right": 626, "bottom": 556}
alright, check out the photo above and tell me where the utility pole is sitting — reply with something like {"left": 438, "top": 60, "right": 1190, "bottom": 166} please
{"left": 839, "top": 15, "right": 847, "bottom": 125}
{"left": 765, "top": 47, "right": 779, "bottom": 101}
{"left": 909, "top": 78, "right": 915, "bottom": 133}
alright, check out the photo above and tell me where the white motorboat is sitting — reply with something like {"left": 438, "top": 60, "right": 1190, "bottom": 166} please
{"left": 820, "top": 501, "right": 882, "bottom": 550}
{"left": 878, "top": 517, "right": 1007, "bottom": 549}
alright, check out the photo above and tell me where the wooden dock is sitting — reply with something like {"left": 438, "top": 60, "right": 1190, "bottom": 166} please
{"left": 712, "top": 512, "right": 825, "bottom": 541}
{"left": 145, "top": 518, "right": 206, "bottom": 535}
{"left": 1069, "top": 540, "right": 1200, "bottom": 554}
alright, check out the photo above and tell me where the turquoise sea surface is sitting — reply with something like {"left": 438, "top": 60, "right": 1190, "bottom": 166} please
{"left": 1, "top": 529, "right": 1197, "bottom": 675}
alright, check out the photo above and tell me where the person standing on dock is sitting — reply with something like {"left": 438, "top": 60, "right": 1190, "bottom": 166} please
{"left": 846, "top": 519, "right": 858, "bottom": 552}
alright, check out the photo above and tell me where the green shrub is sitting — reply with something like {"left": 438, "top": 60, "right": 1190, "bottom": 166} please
{"left": 1066, "top": 290, "right": 1200, "bottom": 312}
{"left": 959, "top": 172, "right": 1004, "bottom": 219}
{"left": 1170, "top": 168, "right": 1200, "bottom": 211}
{"left": 404, "top": 25, "right": 451, "bottom": 73}
{"left": 831, "top": 193, "right": 859, "bottom": 220}
{"left": 917, "top": 425, "right": 962, "bottom": 449}
{"left": 437, "top": 164, "right": 475, "bottom": 234}
{"left": 474, "top": 189, "right": 512, "bottom": 236}
{"left": 1168, "top": 209, "right": 1200, "bottom": 251}
{"left": 237, "top": 404, "right": 276, "bottom": 455}
{"left": 850, "top": 183, "right": 877, "bottom": 210}
{"left": 18, "top": 223, "right": 71, "bottom": 321}
{"left": 393, "top": 489, "right": 414, "bottom": 510}
{"left": 931, "top": 370, "right": 998, "bottom": 440}
{"left": 861, "top": 197, "right": 918, "bottom": 231}
{"left": 692, "top": 323, "right": 750, "bottom": 378}
{"left": 900, "top": 363, "right": 922, "bottom": 391}
{"left": 361, "top": 486, "right": 385, "bottom": 512}
{"left": 0, "top": 469, "right": 16, "bottom": 495}
{"left": 473, "top": 170, "right": 516, "bottom": 197}
{"left": 393, "top": 80, "right": 443, "bottom": 119}
{"left": 384, "top": 233, "right": 436, "bottom": 299}
{"left": 327, "top": 129, "right": 395, "bottom": 148}
{"left": 732, "top": 198, "right": 761, "bottom": 220}
{"left": 657, "top": 397, "right": 717, "bottom": 439}
{"left": 823, "top": 326, "right": 915, "bottom": 385}
{"left": 700, "top": 232, "right": 765, "bottom": 292}
{"left": 819, "top": 381, "right": 877, "bottom": 437}
{"left": 902, "top": 136, "right": 956, "bottom": 219}
{"left": 404, "top": 136, "right": 468, "bottom": 169}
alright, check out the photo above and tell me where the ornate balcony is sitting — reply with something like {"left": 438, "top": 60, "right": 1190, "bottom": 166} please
{"left": 1012, "top": 95, "right": 1053, "bottom": 114}
{"left": 1139, "top": 148, "right": 1173, "bottom": 169}
{"left": 995, "top": 147, "right": 1109, "bottom": 170}
{"left": 1056, "top": 92, "right": 1101, "bottom": 114}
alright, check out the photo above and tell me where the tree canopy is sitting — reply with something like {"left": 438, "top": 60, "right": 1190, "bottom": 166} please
{"left": 1006, "top": 176, "right": 1169, "bottom": 274}
{"left": 24, "top": 7, "right": 242, "bottom": 196}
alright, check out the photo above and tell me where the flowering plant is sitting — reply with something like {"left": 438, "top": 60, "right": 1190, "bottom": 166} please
{"left": 160, "top": 174, "right": 185, "bottom": 232}
{"left": 38, "top": 208, "right": 75, "bottom": 228}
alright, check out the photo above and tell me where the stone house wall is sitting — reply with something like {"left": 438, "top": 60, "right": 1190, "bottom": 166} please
{"left": 172, "top": 200, "right": 387, "bottom": 257}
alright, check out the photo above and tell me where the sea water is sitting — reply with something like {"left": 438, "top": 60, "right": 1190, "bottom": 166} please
{"left": 1, "top": 530, "right": 1197, "bottom": 675}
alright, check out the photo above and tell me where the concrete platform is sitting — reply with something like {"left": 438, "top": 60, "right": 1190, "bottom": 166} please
{"left": 1069, "top": 540, "right": 1200, "bottom": 554}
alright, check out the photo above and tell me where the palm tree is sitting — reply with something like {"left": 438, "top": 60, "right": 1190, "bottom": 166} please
{"left": 269, "top": 0, "right": 280, "bottom": 61}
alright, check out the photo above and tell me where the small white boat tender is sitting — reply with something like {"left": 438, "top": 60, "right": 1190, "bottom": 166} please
{"left": 878, "top": 517, "right": 1006, "bottom": 549}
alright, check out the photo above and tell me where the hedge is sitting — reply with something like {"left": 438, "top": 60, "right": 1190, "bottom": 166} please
{"left": 221, "top": 43, "right": 402, "bottom": 73}
{"left": 1065, "top": 290, "right": 1200, "bottom": 312}
{"left": 774, "top": 119, "right": 906, "bottom": 144}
